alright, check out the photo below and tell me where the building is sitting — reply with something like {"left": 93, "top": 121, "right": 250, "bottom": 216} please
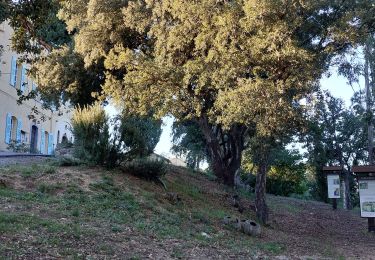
{"left": 169, "top": 157, "right": 187, "bottom": 167}
{"left": 0, "top": 22, "right": 73, "bottom": 154}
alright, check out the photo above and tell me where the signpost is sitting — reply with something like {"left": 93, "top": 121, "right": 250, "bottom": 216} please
{"left": 323, "top": 166, "right": 343, "bottom": 210}
{"left": 352, "top": 166, "right": 375, "bottom": 232}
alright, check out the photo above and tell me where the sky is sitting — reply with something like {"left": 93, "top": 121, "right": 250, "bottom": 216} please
{"left": 320, "top": 69, "right": 364, "bottom": 106}
{"left": 106, "top": 70, "right": 366, "bottom": 159}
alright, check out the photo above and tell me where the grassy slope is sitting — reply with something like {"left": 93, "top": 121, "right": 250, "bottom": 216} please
{"left": 0, "top": 162, "right": 374, "bottom": 259}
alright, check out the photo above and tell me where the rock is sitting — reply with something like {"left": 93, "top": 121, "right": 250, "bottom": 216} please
{"left": 200, "top": 232, "right": 211, "bottom": 239}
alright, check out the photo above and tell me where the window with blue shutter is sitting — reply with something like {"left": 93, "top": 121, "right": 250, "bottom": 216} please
{"left": 5, "top": 113, "right": 12, "bottom": 144}
{"left": 20, "top": 65, "right": 27, "bottom": 93}
{"left": 32, "top": 82, "right": 37, "bottom": 91}
{"left": 48, "top": 134, "right": 54, "bottom": 155}
{"left": 16, "top": 119, "right": 22, "bottom": 143}
{"left": 9, "top": 56, "right": 17, "bottom": 87}
{"left": 40, "top": 128, "right": 45, "bottom": 154}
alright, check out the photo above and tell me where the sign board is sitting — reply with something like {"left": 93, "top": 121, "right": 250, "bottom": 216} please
{"left": 359, "top": 179, "right": 375, "bottom": 218}
{"left": 327, "top": 174, "right": 341, "bottom": 198}
{"left": 352, "top": 166, "right": 375, "bottom": 231}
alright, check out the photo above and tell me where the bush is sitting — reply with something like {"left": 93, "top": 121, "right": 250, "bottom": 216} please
{"left": 71, "top": 104, "right": 163, "bottom": 168}
{"left": 115, "top": 114, "right": 162, "bottom": 160}
{"left": 56, "top": 140, "right": 73, "bottom": 149}
{"left": 123, "top": 158, "right": 167, "bottom": 181}
{"left": 54, "top": 156, "right": 83, "bottom": 167}
{"left": 72, "top": 103, "right": 112, "bottom": 166}
{"left": 7, "top": 140, "right": 30, "bottom": 153}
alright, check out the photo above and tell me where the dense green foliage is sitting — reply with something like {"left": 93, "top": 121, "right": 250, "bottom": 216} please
{"left": 117, "top": 114, "right": 162, "bottom": 160}
{"left": 172, "top": 121, "right": 207, "bottom": 170}
{"left": 304, "top": 91, "right": 367, "bottom": 205}
{"left": 242, "top": 147, "right": 307, "bottom": 197}
{"left": 0, "top": 0, "right": 10, "bottom": 23}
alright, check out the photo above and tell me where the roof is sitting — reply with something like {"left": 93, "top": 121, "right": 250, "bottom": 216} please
{"left": 322, "top": 166, "right": 343, "bottom": 172}
{"left": 352, "top": 166, "right": 375, "bottom": 173}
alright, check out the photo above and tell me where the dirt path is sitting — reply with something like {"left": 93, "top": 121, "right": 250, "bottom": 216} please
{"left": 264, "top": 196, "right": 374, "bottom": 259}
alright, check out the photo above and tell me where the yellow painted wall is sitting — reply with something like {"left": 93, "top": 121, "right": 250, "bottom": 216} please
{"left": 0, "top": 22, "right": 73, "bottom": 153}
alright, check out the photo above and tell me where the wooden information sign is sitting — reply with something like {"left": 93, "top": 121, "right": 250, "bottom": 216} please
{"left": 352, "top": 166, "right": 375, "bottom": 232}
{"left": 323, "top": 166, "right": 343, "bottom": 210}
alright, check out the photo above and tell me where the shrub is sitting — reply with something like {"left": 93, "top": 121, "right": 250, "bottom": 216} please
{"left": 123, "top": 158, "right": 167, "bottom": 181}
{"left": 56, "top": 140, "right": 73, "bottom": 149}
{"left": 7, "top": 140, "right": 30, "bottom": 153}
{"left": 72, "top": 103, "right": 111, "bottom": 166}
{"left": 54, "top": 156, "right": 83, "bottom": 167}
{"left": 114, "top": 114, "right": 162, "bottom": 160}
{"left": 72, "top": 104, "right": 162, "bottom": 168}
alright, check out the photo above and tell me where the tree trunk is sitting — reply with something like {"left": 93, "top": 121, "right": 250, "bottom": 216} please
{"left": 344, "top": 170, "right": 352, "bottom": 209}
{"left": 341, "top": 179, "right": 347, "bottom": 210}
{"left": 198, "top": 116, "right": 246, "bottom": 186}
{"left": 365, "top": 40, "right": 374, "bottom": 164}
{"left": 255, "top": 155, "right": 269, "bottom": 224}
{"left": 252, "top": 138, "right": 272, "bottom": 224}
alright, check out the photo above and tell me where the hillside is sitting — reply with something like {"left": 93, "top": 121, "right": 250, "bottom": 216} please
{"left": 0, "top": 160, "right": 374, "bottom": 259}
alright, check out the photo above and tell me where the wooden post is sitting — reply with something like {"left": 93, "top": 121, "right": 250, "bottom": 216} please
{"left": 369, "top": 218, "right": 375, "bottom": 232}
{"left": 332, "top": 198, "right": 337, "bottom": 210}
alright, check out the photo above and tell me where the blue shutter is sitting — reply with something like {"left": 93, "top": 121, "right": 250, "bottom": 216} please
{"left": 5, "top": 113, "right": 12, "bottom": 144}
{"left": 48, "top": 134, "right": 54, "bottom": 155}
{"left": 16, "top": 119, "right": 22, "bottom": 143}
{"left": 9, "top": 56, "right": 17, "bottom": 87}
{"left": 20, "top": 66, "right": 27, "bottom": 93}
{"left": 32, "top": 82, "right": 37, "bottom": 91}
{"left": 40, "top": 128, "right": 45, "bottom": 154}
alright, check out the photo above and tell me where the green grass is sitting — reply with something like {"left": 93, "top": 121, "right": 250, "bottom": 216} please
{"left": 0, "top": 211, "right": 83, "bottom": 236}
{"left": 259, "top": 242, "right": 286, "bottom": 255}
{"left": 37, "top": 182, "right": 64, "bottom": 194}
{"left": 169, "top": 179, "right": 204, "bottom": 201}
{"left": 268, "top": 199, "right": 302, "bottom": 214}
{"left": 57, "top": 178, "right": 140, "bottom": 225}
{"left": 0, "top": 187, "right": 58, "bottom": 204}
{"left": 0, "top": 164, "right": 57, "bottom": 177}
{"left": 0, "top": 163, "right": 357, "bottom": 259}
{"left": 0, "top": 166, "right": 260, "bottom": 258}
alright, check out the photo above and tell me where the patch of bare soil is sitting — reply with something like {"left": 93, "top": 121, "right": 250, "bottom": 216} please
{"left": 0, "top": 166, "right": 103, "bottom": 192}
{"left": 265, "top": 196, "right": 375, "bottom": 259}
